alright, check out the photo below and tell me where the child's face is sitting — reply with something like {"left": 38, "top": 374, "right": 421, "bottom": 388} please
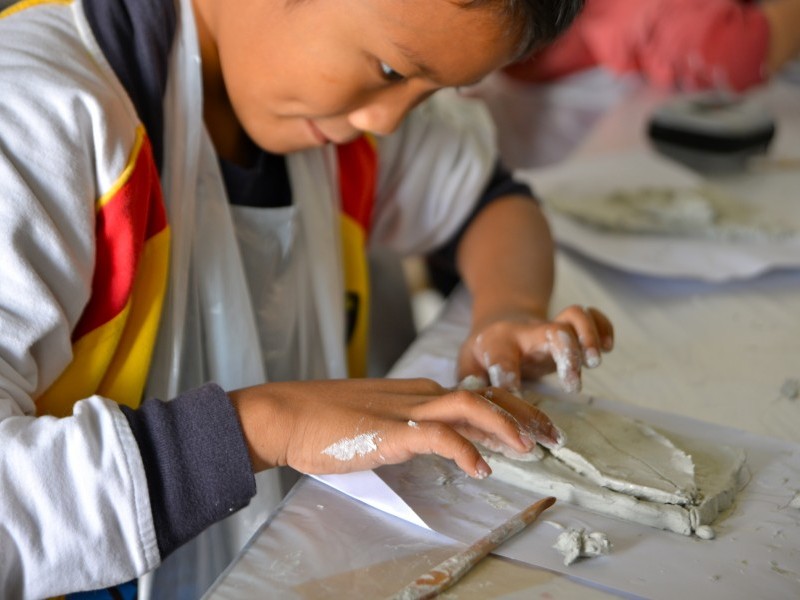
{"left": 198, "top": 0, "right": 518, "bottom": 154}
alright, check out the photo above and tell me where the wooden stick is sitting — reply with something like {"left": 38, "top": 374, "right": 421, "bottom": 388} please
{"left": 388, "top": 496, "right": 556, "bottom": 600}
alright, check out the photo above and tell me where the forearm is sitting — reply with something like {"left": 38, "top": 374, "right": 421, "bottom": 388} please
{"left": 762, "top": 0, "right": 800, "bottom": 75}
{"left": 457, "top": 196, "right": 555, "bottom": 330}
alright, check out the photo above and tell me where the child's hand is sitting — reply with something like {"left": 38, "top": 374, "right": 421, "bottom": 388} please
{"left": 227, "top": 378, "right": 562, "bottom": 478}
{"left": 457, "top": 304, "right": 614, "bottom": 394}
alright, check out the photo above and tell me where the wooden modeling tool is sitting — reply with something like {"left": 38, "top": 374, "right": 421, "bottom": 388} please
{"left": 388, "top": 496, "right": 556, "bottom": 599}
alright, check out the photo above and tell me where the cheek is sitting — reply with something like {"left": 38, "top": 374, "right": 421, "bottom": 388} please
{"left": 261, "top": 52, "right": 380, "bottom": 117}
{"left": 220, "top": 41, "right": 377, "bottom": 125}
{"left": 278, "top": 89, "right": 378, "bottom": 123}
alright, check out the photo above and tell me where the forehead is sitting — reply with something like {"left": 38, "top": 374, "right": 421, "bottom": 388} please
{"left": 292, "top": 0, "right": 519, "bottom": 85}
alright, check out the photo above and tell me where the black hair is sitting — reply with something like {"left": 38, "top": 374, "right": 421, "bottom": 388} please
{"left": 459, "top": 0, "right": 585, "bottom": 58}
{"left": 286, "top": 0, "right": 585, "bottom": 59}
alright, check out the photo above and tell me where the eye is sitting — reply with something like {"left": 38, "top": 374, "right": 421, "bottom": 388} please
{"left": 379, "top": 61, "right": 405, "bottom": 83}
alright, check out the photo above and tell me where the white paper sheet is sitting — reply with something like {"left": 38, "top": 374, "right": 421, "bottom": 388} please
{"left": 311, "top": 471, "right": 429, "bottom": 530}
{"left": 515, "top": 151, "right": 800, "bottom": 282}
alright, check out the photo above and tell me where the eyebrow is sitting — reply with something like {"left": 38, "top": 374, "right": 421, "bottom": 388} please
{"left": 392, "top": 40, "right": 448, "bottom": 84}
{"left": 393, "top": 41, "right": 487, "bottom": 87}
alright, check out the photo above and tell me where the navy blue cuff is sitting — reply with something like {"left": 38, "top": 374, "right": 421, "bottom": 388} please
{"left": 121, "top": 383, "right": 256, "bottom": 558}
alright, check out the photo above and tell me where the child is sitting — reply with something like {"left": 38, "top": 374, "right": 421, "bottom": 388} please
{"left": 0, "top": 0, "right": 612, "bottom": 597}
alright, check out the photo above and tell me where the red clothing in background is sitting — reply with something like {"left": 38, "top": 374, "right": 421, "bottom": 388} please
{"left": 506, "top": 0, "right": 770, "bottom": 91}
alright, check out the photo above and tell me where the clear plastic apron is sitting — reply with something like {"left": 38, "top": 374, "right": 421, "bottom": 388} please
{"left": 140, "top": 0, "right": 347, "bottom": 596}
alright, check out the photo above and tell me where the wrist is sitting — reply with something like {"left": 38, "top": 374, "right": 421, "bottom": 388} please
{"left": 228, "top": 386, "right": 286, "bottom": 472}
{"left": 470, "top": 299, "right": 549, "bottom": 333}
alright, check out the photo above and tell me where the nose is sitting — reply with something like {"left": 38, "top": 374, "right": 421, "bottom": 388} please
{"left": 347, "top": 86, "right": 434, "bottom": 136}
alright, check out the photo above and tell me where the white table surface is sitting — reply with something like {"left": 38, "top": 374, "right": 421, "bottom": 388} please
{"left": 205, "top": 78, "right": 800, "bottom": 599}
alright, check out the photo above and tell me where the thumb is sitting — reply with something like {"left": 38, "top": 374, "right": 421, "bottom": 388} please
{"left": 458, "top": 337, "right": 522, "bottom": 393}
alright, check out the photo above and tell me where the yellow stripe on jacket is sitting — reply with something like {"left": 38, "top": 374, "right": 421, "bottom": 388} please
{"left": 36, "top": 126, "right": 170, "bottom": 417}
{"left": 337, "top": 135, "right": 377, "bottom": 378}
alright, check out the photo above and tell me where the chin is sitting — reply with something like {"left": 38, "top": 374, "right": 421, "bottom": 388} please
{"left": 254, "top": 137, "right": 318, "bottom": 155}
{"left": 241, "top": 123, "right": 312, "bottom": 155}
{"left": 337, "top": 131, "right": 366, "bottom": 145}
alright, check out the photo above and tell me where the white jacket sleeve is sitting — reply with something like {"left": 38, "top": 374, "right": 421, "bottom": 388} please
{"left": 0, "top": 6, "right": 160, "bottom": 597}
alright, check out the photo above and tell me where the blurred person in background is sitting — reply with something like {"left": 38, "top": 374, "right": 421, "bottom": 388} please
{"left": 467, "top": 0, "right": 800, "bottom": 169}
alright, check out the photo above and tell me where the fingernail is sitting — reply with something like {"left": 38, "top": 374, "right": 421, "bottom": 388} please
{"left": 602, "top": 336, "right": 614, "bottom": 351}
{"left": 531, "top": 444, "right": 546, "bottom": 461}
{"left": 537, "top": 425, "right": 567, "bottom": 452}
{"left": 475, "top": 457, "right": 491, "bottom": 479}
{"left": 584, "top": 348, "right": 601, "bottom": 368}
{"left": 553, "top": 426, "right": 567, "bottom": 449}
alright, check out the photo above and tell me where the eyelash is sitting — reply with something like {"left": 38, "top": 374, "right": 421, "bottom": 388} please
{"left": 379, "top": 61, "right": 405, "bottom": 83}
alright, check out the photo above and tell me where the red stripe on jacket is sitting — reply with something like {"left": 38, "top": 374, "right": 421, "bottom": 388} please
{"left": 337, "top": 136, "right": 377, "bottom": 235}
{"left": 73, "top": 136, "right": 167, "bottom": 340}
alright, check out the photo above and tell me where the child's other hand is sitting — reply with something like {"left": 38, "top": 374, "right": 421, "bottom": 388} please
{"left": 227, "top": 378, "right": 560, "bottom": 478}
{"left": 457, "top": 304, "right": 614, "bottom": 395}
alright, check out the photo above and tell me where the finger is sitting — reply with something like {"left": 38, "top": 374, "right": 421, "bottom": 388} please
{"left": 457, "top": 343, "right": 488, "bottom": 386}
{"left": 411, "top": 389, "right": 533, "bottom": 454}
{"left": 545, "top": 326, "right": 583, "bottom": 393}
{"left": 487, "top": 363, "right": 521, "bottom": 393}
{"left": 524, "top": 403, "right": 567, "bottom": 450}
{"left": 408, "top": 421, "right": 493, "bottom": 478}
{"left": 363, "top": 420, "right": 493, "bottom": 478}
{"left": 473, "top": 330, "right": 522, "bottom": 393}
{"left": 586, "top": 306, "right": 615, "bottom": 352}
{"left": 454, "top": 418, "right": 550, "bottom": 461}
{"left": 481, "top": 387, "right": 566, "bottom": 450}
{"left": 476, "top": 325, "right": 553, "bottom": 382}
{"left": 458, "top": 337, "right": 522, "bottom": 394}
{"left": 456, "top": 377, "right": 547, "bottom": 454}
{"left": 558, "top": 305, "right": 603, "bottom": 368}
